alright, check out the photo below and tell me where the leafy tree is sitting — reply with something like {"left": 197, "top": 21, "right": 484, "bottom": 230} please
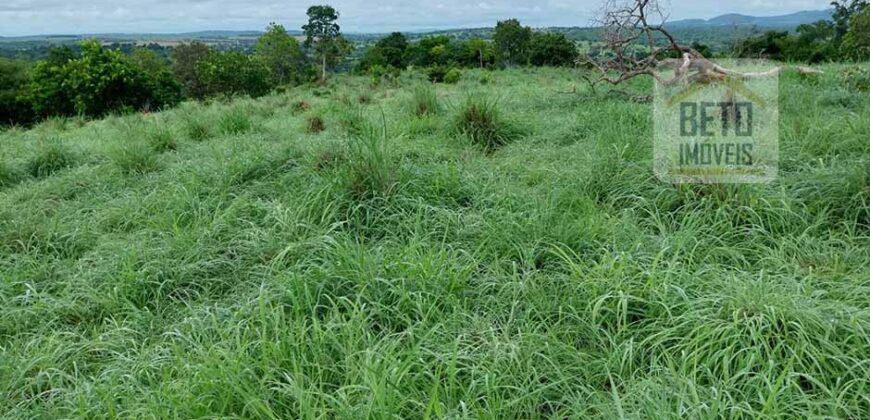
{"left": 375, "top": 32, "right": 408, "bottom": 68}
{"left": 61, "top": 40, "right": 154, "bottom": 116}
{"left": 128, "top": 48, "right": 183, "bottom": 110}
{"left": 404, "top": 35, "right": 450, "bottom": 67}
{"left": 841, "top": 7, "right": 870, "bottom": 60}
{"left": 303, "top": 5, "right": 349, "bottom": 80}
{"left": 832, "top": 0, "right": 869, "bottom": 40}
{"left": 528, "top": 32, "right": 577, "bottom": 66}
{"left": 256, "top": 23, "right": 309, "bottom": 85}
{"left": 171, "top": 42, "right": 211, "bottom": 99}
{"left": 463, "top": 38, "right": 495, "bottom": 69}
{"left": 494, "top": 19, "right": 532, "bottom": 66}
{"left": 197, "top": 51, "right": 271, "bottom": 98}
{"left": 357, "top": 32, "right": 408, "bottom": 72}
{"left": 0, "top": 58, "right": 33, "bottom": 125}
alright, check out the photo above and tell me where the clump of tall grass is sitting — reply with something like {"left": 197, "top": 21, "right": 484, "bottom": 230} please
{"left": 148, "top": 125, "right": 177, "bottom": 152}
{"left": 452, "top": 95, "right": 520, "bottom": 151}
{"left": 0, "top": 159, "right": 20, "bottom": 187}
{"left": 338, "top": 106, "right": 368, "bottom": 136}
{"left": 409, "top": 84, "right": 440, "bottom": 117}
{"left": 218, "top": 107, "right": 253, "bottom": 135}
{"left": 306, "top": 114, "right": 326, "bottom": 134}
{"left": 183, "top": 116, "right": 212, "bottom": 141}
{"left": 26, "top": 138, "right": 76, "bottom": 178}
{"left": 107, "top": 141, "right": 160, "bottom": 175}
{"left": 341, "top": 114, "right": 398, "bottom": 199}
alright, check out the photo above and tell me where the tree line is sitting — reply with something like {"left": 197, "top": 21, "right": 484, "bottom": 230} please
{"left": 733, "top": 1, "right": 869, "bottom": 62}
{"left": 2, "top": 2, "right": 869, "bottom": 126}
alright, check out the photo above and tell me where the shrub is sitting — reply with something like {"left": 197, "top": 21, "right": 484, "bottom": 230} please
{"left": 443, "top": 68, "right": 462, "bottom": 84}
{"left": 409, "top": 84, "right": 440, "bottom": 117}
{"left": 27, "top": 139, "right": 76, "bottom": 178}
{"left": 219, "top": 107, "right": 253, "bottom": 135}
{"left": 197, "top": 51, "right": 272, "bottom": 98}
{"left": 841, "top": 66, "right": 870, "bottom": 92}
{"left": 148, "top": 126, "right": 177, "bottom": 152}
{"left": 426, "top": 66, "right": 448, "bottom": 83}
{"left": 452, "top": 95, "right": 520, "bottom": 152}
{"left": 306, "top": 115, "right": 326, "bottom": 134}
{"left": 108, "top": 141, "right": 159, "bottom": 175}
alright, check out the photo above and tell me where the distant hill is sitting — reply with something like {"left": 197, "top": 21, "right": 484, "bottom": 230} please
{"left": 668, "top": 9, "right": 833, "bottom": 28}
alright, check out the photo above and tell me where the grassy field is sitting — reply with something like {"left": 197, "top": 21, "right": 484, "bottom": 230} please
{"left": 0, "top": 66, "right": 868, "bottom": 418}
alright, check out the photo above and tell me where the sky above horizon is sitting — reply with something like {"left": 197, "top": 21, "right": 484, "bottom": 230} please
{"left": 1, "top": 0, "right": 834, "bottom": 37}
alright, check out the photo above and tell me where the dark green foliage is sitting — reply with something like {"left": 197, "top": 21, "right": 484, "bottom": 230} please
{"left": 452, "top": 95, "right": 519, "bottom": 151}
{"left": 358, "top": 32, "right": 409, "bottom": 71}
{"left": 528, "top": 32, "right": 577, "bottom": 66}
{"left": 0, "top": 58, "right": 34, "bottom": 126}
{"left": 426, "top": 66, "right": 449, "bottom": 83}
{"left": 841, "top": 7, "right": 870, "bottom": 60}
{"left": 494, "top": 18, "right": 532, "bottom": 66}
{"left": 171, "top": 41, "right": 211, "bottom": 99}
{"left": 197, "top": 51, "right": 271, "bottom": 98}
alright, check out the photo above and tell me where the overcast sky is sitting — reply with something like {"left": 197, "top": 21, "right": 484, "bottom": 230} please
{"left": 0, "top": 0, "right": 834, "bottom": 37}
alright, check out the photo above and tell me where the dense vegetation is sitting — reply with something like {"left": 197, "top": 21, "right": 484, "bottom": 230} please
{"left": 3, "top": 2, "right": 869, "bottom": 127}
{"left": 1, "top": 63, "right": 868, "bottom": 418}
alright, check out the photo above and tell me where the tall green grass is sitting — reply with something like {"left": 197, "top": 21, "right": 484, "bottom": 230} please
{"left": 0, "top": 65, "right": 868, "bottom": 419}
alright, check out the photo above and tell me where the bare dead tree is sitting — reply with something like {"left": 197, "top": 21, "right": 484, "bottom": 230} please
{"left": 580, "top": 0, "right": 821, "bottom": 91}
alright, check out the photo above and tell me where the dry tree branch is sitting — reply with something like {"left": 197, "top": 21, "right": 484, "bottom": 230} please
{"left": 579, "top": 0, "right": 822, "bottom": 90}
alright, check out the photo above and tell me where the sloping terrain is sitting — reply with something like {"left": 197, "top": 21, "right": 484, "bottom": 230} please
{"left": 0, "top": 67, "right": 868, "bottom": 418}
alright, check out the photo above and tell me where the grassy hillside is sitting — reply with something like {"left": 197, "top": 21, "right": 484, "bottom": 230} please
{"left": 0, "top": 66, "right": 868, "bottom": 418}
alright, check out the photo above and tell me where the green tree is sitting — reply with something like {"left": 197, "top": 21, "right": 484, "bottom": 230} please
{"left": 197, "top": 51, "right": 271, "bottom": 98}
{"left": 0, "top": 58, "right": 33, "bottom": 125}
{"left": 62, "top": 40, "right": 153, "bottom": 116}
{"left": 128, "top": 48, "right": 183, "bottom": 110}
{"left": 832, "top": 0, "right": 869, "bottom": 40}
{"left": 303, "top": 5, "right": 349, "bottom": 80}
{"left": 494, "top": 19, "right": 532, "bottom": 66}
{"left": 256, "top": 22, "right": 308, "bottom": 85}
{"left": 841, "top": 7, "right": 870, "bottom": 59}
{"left": 528, "top": 32, "right": 577, "bottom": 66}
{"left": 171, "top": 42, "right": 211, "bottom": 99}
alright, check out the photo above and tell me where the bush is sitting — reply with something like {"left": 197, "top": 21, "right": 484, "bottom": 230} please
{"left": 452, "top": 95, "right": 520, "bottom": 152}
{"left": 409, "top": 84, "right": 440, "bottom": 117}
{"left": 218, "top": 107, "right": 253, "bottom": 135}
{"left": 426, "top": 66, "right": 449, "bottom": 83}
{"left": 841, "top": 66, "right": 870, "bottom": 92}
{"left": 198, "top": 51, "right": 272, "bottom": 98}
{"left": 0, "top": 58, "right": 34, "bottom": 126}
{"left": 443, "top": 68, "right": 462, "bottom": 84}
{"left": 27, "top": 139, "right": 76, "bottom": 178}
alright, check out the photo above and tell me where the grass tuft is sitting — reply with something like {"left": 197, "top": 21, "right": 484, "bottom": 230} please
{"left": 107, "top": 141, "right": 160, "bottom": 175}
{"left": 409, "top": 84, "right": 440, "bottom": 117}
{"left": 26, "top": 139, "right": 76, "bottom": 178}
{"left": 148, "top": 125, "right": 177, "bottom": 152}
{"left": 219, "top": 107, "right": 253, "bottom": 135}
{"left": 452, "top": 94, "right": 520, "bottom": 151}
{"left": 305, "top": 114, "right": 326, "bottom": 134}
